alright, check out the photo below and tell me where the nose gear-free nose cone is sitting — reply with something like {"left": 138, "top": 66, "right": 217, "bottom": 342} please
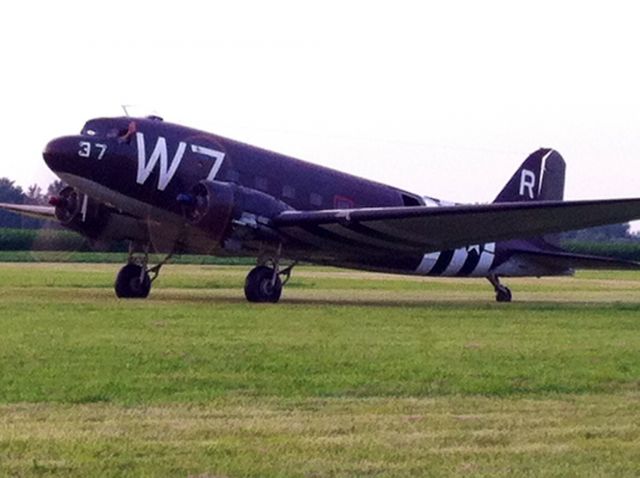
{"left": 43, "top": 136, "right": 79, "bottom": 174}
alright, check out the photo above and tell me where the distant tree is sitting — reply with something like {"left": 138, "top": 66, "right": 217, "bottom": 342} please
{"left": 0, "top": 178, "right": 23, "bottom": 202}
{"left": 21, "top": 184, "right": 50, "bottom": 229}
{"left": 25, "top": 184, "right": 45, "bottom": 205}
{"left": 562, "top": 223, "right": 634, "bottom": 242}
{"left": 47, "top": 179, "right": 66, "bottom": 197}
{"left": 0, "top": 178, "right": 25, "bottom": 228}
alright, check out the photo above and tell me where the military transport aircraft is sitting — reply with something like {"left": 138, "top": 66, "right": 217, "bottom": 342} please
{"left": 3, "top": 115, "right": 640, "bottom": 303}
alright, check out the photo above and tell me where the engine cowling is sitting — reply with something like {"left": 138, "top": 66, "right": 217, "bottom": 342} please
{"left": 182, "top": 181, "right": 236, "bottom": 243}
{"left": 50, "top": 186, "right": 149, "bottom": 245}
{"left": 181, "top": 180, "right": 290, "bottom": 243}
{"left": 50, "top": 186, "right": 107, "bottom": 238}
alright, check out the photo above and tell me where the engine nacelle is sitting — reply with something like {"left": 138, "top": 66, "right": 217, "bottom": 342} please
{"left": 51, "top": 186, "right": 107, "bottom": 238}
{"left": 50, "top": 186, "right": 149, "bottom": 244}
{"left": 181, "top": 180, "right": 290, "bottom": 243}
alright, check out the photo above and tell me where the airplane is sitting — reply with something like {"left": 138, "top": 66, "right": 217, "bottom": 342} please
{"left": 2, "top": 115, "right": 640, "bottom": 303}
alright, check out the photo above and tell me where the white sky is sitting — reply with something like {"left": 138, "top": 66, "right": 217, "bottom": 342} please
{"left": 1, "top": 1, "right": 639, "bottom": 221}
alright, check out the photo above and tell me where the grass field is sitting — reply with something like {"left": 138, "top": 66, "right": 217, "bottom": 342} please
{"left": 1, "top": 263, "right": 640, "bottom": 476}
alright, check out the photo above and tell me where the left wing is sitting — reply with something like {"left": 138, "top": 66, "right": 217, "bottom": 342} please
{"left": 0, "top": 203, "right": 56, "bottom": 221}
{"left": 273, "top": 198, "right": 640, "bottom": 253}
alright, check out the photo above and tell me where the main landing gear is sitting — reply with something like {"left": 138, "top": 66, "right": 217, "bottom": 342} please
{"left": 487, "top": 274, "right": 512, "bottom": 303}
{"left": 115, "top": 263, "right": 151, "bottom": 298}
{"left": 114, "top": 244, "right": 172, "bottom": 299}
{"left": 244, "top": 250, "right": 296, "bottom": 303}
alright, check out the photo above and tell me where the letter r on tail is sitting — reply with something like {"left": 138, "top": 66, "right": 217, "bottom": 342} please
{"left": 519, "top": 169, "right": 536, "bottom": 199}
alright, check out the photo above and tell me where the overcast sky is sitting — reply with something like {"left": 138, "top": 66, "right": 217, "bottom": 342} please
{"left": 1, "top": 1, "right": 639, "bottom": 216}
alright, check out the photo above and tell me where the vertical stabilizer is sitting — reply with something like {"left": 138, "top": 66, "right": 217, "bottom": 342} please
{"left": 494, "top": 148, "right": 565, "bottom": 203}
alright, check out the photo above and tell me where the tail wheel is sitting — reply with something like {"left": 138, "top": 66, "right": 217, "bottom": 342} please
{"left": 244, "top": 266, "right": 282, "bottom": 303}
{"left": 496, "top": 286, "right": 512, "bottom": 303}
{"left": 115, "top": 264, "right": 151, "bottom": 298}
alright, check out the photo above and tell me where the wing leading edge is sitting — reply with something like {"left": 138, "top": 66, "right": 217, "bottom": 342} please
{"left": 273, "top": 198, "right": 640, "bottom": 253}
{"left": 0, "top": 203, "right": 56, "bottom": 221}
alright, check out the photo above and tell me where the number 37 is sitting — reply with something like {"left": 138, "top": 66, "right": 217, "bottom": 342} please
{"left": 78, "top": 141, "right": 107, "bottom": 160}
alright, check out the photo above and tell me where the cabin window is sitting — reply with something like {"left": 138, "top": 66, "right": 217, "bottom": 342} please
{"left": 334, "top": 195, "right": 354, "bottom": 209}
{"left": 401, "top": 193, "right": 423, "bottom": 206}
{"left": 310, "top": 193, "right": 323, "bottom": 207}
{"left": 282, "top": 185, "right": 296, "bottom": 199}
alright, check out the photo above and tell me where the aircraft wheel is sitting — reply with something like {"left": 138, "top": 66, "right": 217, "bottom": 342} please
{"left": 115, "top": 264, "right": 151, "bottom": 298}
{"left": 244, "top": 266, "right": 282, "bottom": 303}
{"left": 495, "top": 286, "right": 512, "bottom": 303}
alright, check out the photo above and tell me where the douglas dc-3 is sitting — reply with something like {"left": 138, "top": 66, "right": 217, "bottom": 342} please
{"left": 3, "top": 115, "right": 640, "bottom": 303}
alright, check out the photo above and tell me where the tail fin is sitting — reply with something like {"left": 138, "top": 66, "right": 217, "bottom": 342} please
{"left": 494, "top": 148, "right": 566, "bottom": 203}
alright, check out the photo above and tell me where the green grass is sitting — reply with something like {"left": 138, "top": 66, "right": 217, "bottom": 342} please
{"left": 1, "top": 264, "right": 640, "bottom": 476}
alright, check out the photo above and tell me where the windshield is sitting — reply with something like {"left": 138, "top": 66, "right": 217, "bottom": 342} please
{"left": 81, "top": 118, "right": 135, "bottom": 139}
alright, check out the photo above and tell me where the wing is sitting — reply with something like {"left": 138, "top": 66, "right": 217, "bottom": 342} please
{"left": 273, "top": 198, "right": 640, "bottom": 253}
{"left": 0, "top": 203, "right": 56, "bottom": 221}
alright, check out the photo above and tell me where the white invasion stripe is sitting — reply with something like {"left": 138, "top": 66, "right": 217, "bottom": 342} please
{"left": 416, "top": 252, "right": 440, "bottom": 274}
{"left": 441, "top": 248, "right": 469, "bottom": 276}
{"left": 471, "top": 242, "right": 496, "bottom": 277}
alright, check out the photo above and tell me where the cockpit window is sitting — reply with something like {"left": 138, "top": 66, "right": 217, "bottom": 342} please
{"left": 107, "top": 127, "right": 129, "bottom": 138}
{"left": 81, "top": 118, "right": 136, "bottom": 141}
{"left": 81, "top": 120, "right": 102, "bottom": 137}
{"left": 118, "top": 121, "right": 137, "bottom": 143}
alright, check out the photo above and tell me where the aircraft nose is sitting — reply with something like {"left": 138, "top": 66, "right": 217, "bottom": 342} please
{"left": 43, "top": 136, "right": 80, "bottom": 174}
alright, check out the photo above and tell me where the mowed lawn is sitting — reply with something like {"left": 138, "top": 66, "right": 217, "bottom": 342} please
{"left": 1, "top": 263, "right": 640, "bottom": 477}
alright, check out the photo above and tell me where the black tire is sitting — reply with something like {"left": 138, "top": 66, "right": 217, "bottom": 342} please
{"left": 244, "top": 266, "right": 282, "bottom": 303}
{"left": 115, "top": 264, "right": 151, "bottom": 299}
{"left": 496, "top": 286, "right": 512, "bottom": 303}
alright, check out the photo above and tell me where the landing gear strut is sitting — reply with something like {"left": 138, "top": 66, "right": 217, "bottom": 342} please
{"left": 244, "top": 247, "right": 295, "bottom": 303}
{"left": 114, "top": 243, "right": 172, "bottom": 299}
{"left": 487, "top": 274, "right": 512, "bottom": 303}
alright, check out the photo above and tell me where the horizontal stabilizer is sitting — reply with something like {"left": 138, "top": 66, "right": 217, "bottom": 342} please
{"left": 513, "top": 249, "right": 640, "bottom": 271}
{"left": 0, "top": 203, "right": 56, "bottom": 221}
